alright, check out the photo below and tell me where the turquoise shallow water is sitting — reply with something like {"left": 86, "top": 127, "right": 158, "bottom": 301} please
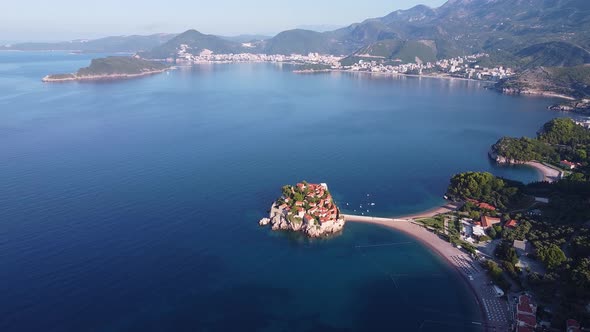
{"left": 0, "top": 52, "right": 568, "bottom": 331}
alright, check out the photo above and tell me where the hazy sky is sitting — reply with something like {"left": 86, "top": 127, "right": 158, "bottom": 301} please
{"left": 1, "top": 0, "right": 447, "bottom": 41}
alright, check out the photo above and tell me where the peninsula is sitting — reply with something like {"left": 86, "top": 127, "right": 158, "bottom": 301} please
{"left": 259, "top": 182, "right": 345, "bottom": 237}
{"left": 42, "top": 56, "right": 170, "bottom": 82}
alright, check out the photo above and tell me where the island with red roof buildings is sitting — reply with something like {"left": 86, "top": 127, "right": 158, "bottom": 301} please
{"left": 259, "top": 182, "right": 345, "bottom": 237}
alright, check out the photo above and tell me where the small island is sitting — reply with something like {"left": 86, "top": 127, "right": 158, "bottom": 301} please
{"left": 259, "top": 182, "right": 345, "bottom": 237}
{"left": 42, "top": 56, "right": 170, "bottom": 82}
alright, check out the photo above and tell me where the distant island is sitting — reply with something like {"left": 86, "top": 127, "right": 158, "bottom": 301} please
{"left": 42, "top": 56, "right": 170, "bottom": 82}
{"left": 259, "top": 182, "right": 345, "bottom": 237}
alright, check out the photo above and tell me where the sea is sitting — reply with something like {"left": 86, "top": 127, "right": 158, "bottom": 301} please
{"left": 0, "top": 51, "right": 571, "bottom": 331}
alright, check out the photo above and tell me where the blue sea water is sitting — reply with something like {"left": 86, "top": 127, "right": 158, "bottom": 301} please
{"left": 0, "top": 52, "right": 568, "bottom": 331}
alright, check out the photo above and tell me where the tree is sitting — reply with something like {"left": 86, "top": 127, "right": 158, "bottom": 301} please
{"left": 282, "top": 185, "right": 292, "bottom": 198}
{"left": 488, "top": 227, "right": 497, "bottom": 239}
{"left": 538, "top": 244, "right": 567, "bottom": 269}
{"left": 293, "top": 192, "right": 304, "bottom": 202}
{"left": 495, "top": 241, "right": 519, "bottom": 265}
{"left": 568, "top": 172, "right": 586, "bottom": 182}
{"left": 447, "top": 172, "right": 522, "bottom": 210}
{"left": 493, "top": 224, "right": 503, "bottom": 238}
{"left": 570, "top": 258, "right": 590, "bottom": 297}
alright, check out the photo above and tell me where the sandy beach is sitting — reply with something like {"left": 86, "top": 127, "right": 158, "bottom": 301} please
{"left": 393, "top": 201, "right": 463, "bottom": 220}
{"left": 344, "top": 210, "right": 511, "bottom": 331}
{"left": 526, "top": 161, "right": 562, "bottom": 182}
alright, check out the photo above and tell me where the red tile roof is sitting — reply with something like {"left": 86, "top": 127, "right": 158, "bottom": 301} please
{"left": 517, "top": 295, "right": 535, "bottom": 315}
{"left": 517, "top": 313, "right": 537, "bottom": 327}
{"left": 505, "top": 219, "right": 518, "bottom": 228}
{"left": 561, "top": 160, "right": 576, "bottom": 167}
{"left": 481, "top": 216, "right": 501, "bottom": 229}
{"left": 478, "top": 202, "right": 497, "bottom": 211}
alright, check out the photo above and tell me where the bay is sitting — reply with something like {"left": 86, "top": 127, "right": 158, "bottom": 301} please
{"left": 0, "top": 52, "right": 568, "bottom": 331}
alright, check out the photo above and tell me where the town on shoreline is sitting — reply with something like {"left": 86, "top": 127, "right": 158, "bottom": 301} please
{"left": 170, "top": 46, "right": 514, "bottom": 82}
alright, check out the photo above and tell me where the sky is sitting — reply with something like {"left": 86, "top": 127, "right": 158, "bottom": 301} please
{"left": 1, "top": 0, "right": 447, "bottom": 42}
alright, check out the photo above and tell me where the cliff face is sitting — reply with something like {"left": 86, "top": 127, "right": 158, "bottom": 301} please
{"left": 259, "top": 203, "right": 345, "bottom": 238}
{"left": 488, "top": 149, "right": 526, "bottom": 165}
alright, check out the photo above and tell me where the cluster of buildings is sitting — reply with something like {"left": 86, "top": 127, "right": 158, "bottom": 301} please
{"left": 174, "top": 44, "right": 343, "bottom": 67}
{"left": 459, "top": 200, "right": 523, "bottom": 242}
{"left": 279, "top": 182, "right": 340, "bottom": 224}
{"left": 171, "top": 45, "right": 513, "bottom": 82}
{"left": 346, "top": 53, "right": 514, "bottom": 81}
{"left": 514, "top": 294, "right": 582, "bottom": 332}
{"left": 260, "top": 182, "right": 345, "bottom": 237}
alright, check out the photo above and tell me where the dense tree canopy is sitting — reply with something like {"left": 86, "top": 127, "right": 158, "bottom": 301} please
{"left": 491, "top": 119, "right": 590, "bottom": 167}
{"left": 492, "top": 137, "right": 558, "bottom": 162}
{"left": 539, "top": 118, "right": 590, "bottom": 146}
{"left": 537, "top": 244, "right": 567, "bottom": 270}
{"left": 447, "top": 172, "right": 521, "bottom": 210}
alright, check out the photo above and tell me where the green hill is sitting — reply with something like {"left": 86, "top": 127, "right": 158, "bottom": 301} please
{"left": 76, "top": 57, "right": 168, "bottom": 76}
{"left": 43, "top": 56, "right": 169, "bottom": 81}
{"left": 258, "top": 0, "right": 590, "bottom": 66}
{"left": 140, "top": 30, "right": 248, "bottom": 59}
{"left": 261, "top": 29, "right": 336, "bottom": 55}
{"left": 495, "top": 65, "right": 590, "bottom": 98}
{"left": 517, "top": 42, "right": 590, "bottom": 68}
{"left": 344, "top": 39, "right": 438, "bottom": 64}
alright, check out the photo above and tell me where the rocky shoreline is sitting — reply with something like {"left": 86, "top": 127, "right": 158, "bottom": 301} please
{"left": 259, "top": 202, "right": 345, "bottom": 237}
{"left": 496, "top": 86, "right": 575, "bottom": 100}
{"left": 259, "top": 182, "right": 346, "bottom": 238}
{"left": 488, "top": 149, "right": 525, "bottom": 165}
{"left": 548, "top": 99, "right": 590, "bottom": 115}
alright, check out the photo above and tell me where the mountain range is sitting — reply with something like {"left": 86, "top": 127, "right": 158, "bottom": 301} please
{"left": 139, "top": 0, "right": 590, "bottom": 68}
{"left": 0, "top": 34, "right": 177, "bottom": 53}
{"left": 4, "top": 0, "right": 590, "bottom": 69}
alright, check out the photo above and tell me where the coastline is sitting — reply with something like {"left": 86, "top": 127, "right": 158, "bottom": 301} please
{"left": 525, "top": 161, "right": 562, "bottom": 183}
{"left": 392, "top": 201, "right": 463, "bottom": 220}
{"left": 502, "top": 89, "right": 576, "bottom": 101}
{"left": 42, "top": 68, "right": 171, "bottom": 83}
{"left": 333, "top": 69, "right": 495, "bottom": 84}
{"left": 344, "top": 205, "right": 509, "bottom": 331}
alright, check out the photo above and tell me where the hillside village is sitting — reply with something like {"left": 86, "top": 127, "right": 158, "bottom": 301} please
{"left": 259, "top": 182, "right": 345, "bottom": 238}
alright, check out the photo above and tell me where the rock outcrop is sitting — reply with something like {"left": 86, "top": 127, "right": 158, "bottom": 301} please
{"left": 259, "top": 182, "right": 346, "bottom": 238}
{"left": 488, "top": 149, "right": 525, "bottom": 165}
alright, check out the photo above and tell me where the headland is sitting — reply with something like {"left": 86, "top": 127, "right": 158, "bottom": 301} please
{"left": 42, "top": 56, "right": 170, "bottom": 82}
